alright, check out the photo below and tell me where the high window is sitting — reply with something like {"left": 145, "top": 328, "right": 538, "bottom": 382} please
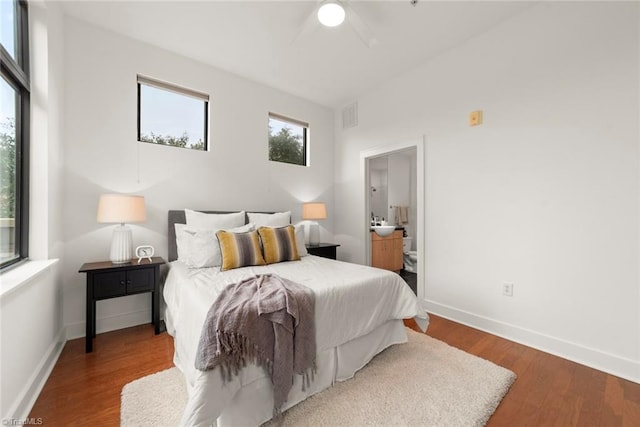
{"left": 137, "top": 75, "right": 209, "bottom": 151}
{"left": 268, "top": 113, "right": 308, "bottom": 166}
{"left": 1, "top": 0, "right": 30, "bottom": 269}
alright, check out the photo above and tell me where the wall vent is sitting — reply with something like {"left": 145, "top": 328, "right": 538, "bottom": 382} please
{"left": 342, "top": 102, "right": 358, "bottom": 130}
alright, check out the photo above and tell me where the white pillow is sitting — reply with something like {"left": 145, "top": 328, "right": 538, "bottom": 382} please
{"left": 175, "top": 223, "right": 254, "bottom": 268}
{"left": 247, "top": 211, "right": 291, "bottom": 227}
{"left": 184, "top": 209, "right": 245, "bottom": 229}
{"left": 294, "top": 223, "right": 308, "bottom": 257}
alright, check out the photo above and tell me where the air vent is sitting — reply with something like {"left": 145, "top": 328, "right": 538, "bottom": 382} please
{"left": 342, "top": 102, "right": 358, "bottom": 130}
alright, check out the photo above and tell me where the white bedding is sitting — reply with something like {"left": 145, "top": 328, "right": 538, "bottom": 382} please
{"left": 164, "top": 255, "right": 428, "bottom": 426}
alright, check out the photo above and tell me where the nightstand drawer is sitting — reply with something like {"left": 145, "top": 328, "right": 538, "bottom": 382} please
{"left": 306, "top": 243, "right": 340, "bottom": 260}
{"left": 93, "top": 271, "right": 126, "bottom": 299}
{"left": 126, "top": 268, "right": 155, "bottom": 293}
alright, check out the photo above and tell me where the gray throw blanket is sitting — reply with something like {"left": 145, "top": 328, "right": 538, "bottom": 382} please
{"left": 195, "top": 274, "right": 316, "bottom": 415}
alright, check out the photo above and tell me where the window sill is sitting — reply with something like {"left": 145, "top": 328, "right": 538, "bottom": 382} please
{"left": 0, "top": 259, "right": 59, "bottom": 300}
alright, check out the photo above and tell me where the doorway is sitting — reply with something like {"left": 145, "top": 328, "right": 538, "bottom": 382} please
{"left": 361, "top": 136, "right": 425, "bottom": 301}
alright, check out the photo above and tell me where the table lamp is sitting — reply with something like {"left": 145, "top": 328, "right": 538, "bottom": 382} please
{"left": 97, "top": 194, "right": 146, "bottom": 264}
{"left": 302, "top": 202, "right": 327, "bottom": 246}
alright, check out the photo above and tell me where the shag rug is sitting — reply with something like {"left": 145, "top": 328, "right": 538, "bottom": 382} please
{"left": 121, "top": 329, "right": 516, "bottom": 426}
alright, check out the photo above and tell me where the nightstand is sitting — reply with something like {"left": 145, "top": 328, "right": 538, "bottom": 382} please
{"left": 79, "top": 257, "right": 165, "bottom": 353}
{"left": 306, "top": 243, "right": 340, "bottom": 260}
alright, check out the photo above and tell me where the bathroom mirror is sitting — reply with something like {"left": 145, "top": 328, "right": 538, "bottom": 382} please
{"left": 367, "top": 149, "right": 417, "bottom": 243}
{"left": 369, "top": 157, "right": 388, "bottom": 222}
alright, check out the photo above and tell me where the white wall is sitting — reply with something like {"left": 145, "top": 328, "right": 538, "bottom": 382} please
{"left": 334, "top": 2, "right": 640, "bottom": 381}
{"left": 0, "top": 0, "right": 66, "bottom": 420}
{"left": 0, "top": 261, "right": 61, "bottom": 421}
{"left": 61, "top": 17, "right": 335, "bottom": 338}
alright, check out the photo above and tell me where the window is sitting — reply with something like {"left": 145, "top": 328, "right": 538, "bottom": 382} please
{"left": 268, "top": 113, "right": 308, "bottom": 166}
{"left": 1, "top": 0, "right": 29, "bottom": 269}
{"left": 137, "top": 75, "right": 209, "bottom": 151}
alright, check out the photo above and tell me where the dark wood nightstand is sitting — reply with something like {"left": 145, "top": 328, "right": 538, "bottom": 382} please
{"left": 306, "top": 243, "right": 340, "bottom": 260}
{"left": 79, "top": 257, "right": 165, "bottom": 353}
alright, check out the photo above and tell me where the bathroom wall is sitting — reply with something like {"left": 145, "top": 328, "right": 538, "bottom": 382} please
{"left": 369, "top": 157, "right": 388, "bottom": 221}
{"left": 386, "top": 150, "right": 416, "bottom": 248}
{"left": 368, "top": 151, "right": 417, "bottom": 246}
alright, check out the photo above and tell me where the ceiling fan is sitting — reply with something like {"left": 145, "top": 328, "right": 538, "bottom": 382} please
{"left": 295, "top": 0, "right": 379, "bottom": 48}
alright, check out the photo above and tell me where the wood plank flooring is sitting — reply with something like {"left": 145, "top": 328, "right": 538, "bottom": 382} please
{"left": 406, "top": 316, "right": 640, "bottom": 426}
{"left": 28, "top": 324, "right": 174, "bottom": 426}
{"left": 29, "top": 315, "right": 640, "bottom": 426}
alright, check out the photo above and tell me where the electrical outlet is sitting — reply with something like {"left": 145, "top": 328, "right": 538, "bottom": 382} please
{"left": 502, "top": 282, "right": 514, "bottom": 297}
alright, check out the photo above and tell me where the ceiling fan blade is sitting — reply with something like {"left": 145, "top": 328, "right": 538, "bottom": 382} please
{"left": 293, "top": 4, "right": 321, "bottom": 45}
{"left": 343, "top": 2, "right": 378, "bottom": 48}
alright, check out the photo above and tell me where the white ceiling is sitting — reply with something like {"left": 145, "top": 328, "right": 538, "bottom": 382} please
{"left": 59, "top": 1, "right": 535, "bottom": 109}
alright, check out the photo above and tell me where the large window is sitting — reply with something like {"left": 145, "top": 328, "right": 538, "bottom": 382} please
{"left": 137, "top": 75, "right": 209, "bottom": 151}
{"left": 268, "top": 113, "right": 308, "bottom": 166}
{"left": 1, "top": 0, "right": 29, "bottom": 269}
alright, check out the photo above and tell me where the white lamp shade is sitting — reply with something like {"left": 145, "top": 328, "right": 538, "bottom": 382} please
{"left": 302, "top": 202, "right": 327, "bottom": 220}
{"left": 97, "top": 194, "right": 146, "bottom": 224}
{"left": 317, "top": 1, "right": 345, "bottom": 27}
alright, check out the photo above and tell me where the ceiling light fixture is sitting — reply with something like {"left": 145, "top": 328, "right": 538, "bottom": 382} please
{"left": 317, "top": 1, "right": 345, "bottom": 27}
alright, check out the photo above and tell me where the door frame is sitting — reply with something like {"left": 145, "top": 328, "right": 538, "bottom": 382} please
{"left": 360, "top": 135, "right": 426, "bottom": 301}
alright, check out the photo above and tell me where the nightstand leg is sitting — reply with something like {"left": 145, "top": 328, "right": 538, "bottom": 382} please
{"left": 152, "top": 290, "right": 160, "bottom": 334}
{"left": 152, "top": 264, "right": 160, "bottom": 334}
{"left": 92, "top": 300, "right": 97, "bottom": 337}
{"left": 86, "top": 288, "right": 93, "bottom": 353}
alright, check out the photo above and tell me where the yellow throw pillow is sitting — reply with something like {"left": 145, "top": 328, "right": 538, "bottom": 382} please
{"left": 217, "top": 230, "right": 266, "bottom": 271}
{"left": 258, "top": 225, "right": 301, "bottom": 265}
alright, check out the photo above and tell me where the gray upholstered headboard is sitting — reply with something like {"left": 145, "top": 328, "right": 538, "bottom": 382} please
{"left": 167, "top": 210, "right": 283, "bottom": 262}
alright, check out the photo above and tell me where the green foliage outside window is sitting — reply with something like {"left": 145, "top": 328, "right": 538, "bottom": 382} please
{"left": 0, "top": 118, "right": 15, "bottom": 218}
{"left": 268, "top": 113, "right": 308, "bottom": 166}
{"left": 269, "top": 126, "right": 305, "bottom": 165}
{"left": 140, "top": 131, "right": 205, "bottom": 150}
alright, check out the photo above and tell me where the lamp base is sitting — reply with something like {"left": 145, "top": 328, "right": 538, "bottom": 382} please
{"left": 110, "top": 224, "right": 133, "bottom": 264}
{"left": 308, "top": 222, "right": 320, "bottom": 246}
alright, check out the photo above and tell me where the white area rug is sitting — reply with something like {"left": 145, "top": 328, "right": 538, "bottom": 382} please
{"left": 121, "top": 329, "right": 516, "bottom": 426}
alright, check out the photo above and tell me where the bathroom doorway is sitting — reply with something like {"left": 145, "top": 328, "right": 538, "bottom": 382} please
{"left": 361, "top": 136, "right": 425, "bottom": 301}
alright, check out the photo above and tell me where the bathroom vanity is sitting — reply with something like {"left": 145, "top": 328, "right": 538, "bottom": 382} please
{"left": 371, "top": 229, "right": 403, "bottom": 272}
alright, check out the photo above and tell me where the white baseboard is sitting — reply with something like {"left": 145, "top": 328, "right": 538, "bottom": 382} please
{"left": 65, "top": 309, "right": 152, "bottom": 340}
{"left": 10, "top": 327, "right": 66, "bottom": 422}
{"left": 424, "top": 299, "right": 640, "bottom": 384}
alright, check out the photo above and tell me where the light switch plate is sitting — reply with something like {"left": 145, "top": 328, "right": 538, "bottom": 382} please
{"left": 469, "top": 110, "right": 483, "bottom": 126}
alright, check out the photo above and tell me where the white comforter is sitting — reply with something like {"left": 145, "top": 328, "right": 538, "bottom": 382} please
{"left": 164, "top": 255, "right": 428, "bottom": 426}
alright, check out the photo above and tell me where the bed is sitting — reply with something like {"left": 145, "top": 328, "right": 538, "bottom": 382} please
{"left": 164, "top": 210, "right": 429, "bottom": 426}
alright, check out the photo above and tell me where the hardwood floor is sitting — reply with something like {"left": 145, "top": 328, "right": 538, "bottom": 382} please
{"left": 406, "top": 316, "right": 640, "bottom": 427}
{"left": 29, "top": 325, "right": 174, "bottom": 426}
{"left": 30, "top": 315, "right": 640, "bottom": 426}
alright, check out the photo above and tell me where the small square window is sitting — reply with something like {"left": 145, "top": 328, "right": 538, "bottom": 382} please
{"left": 268, "top": 113, "right": 308, "bottom": 166}
{"left": 137, "top": 75, "right": 209, "bottom": 151}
